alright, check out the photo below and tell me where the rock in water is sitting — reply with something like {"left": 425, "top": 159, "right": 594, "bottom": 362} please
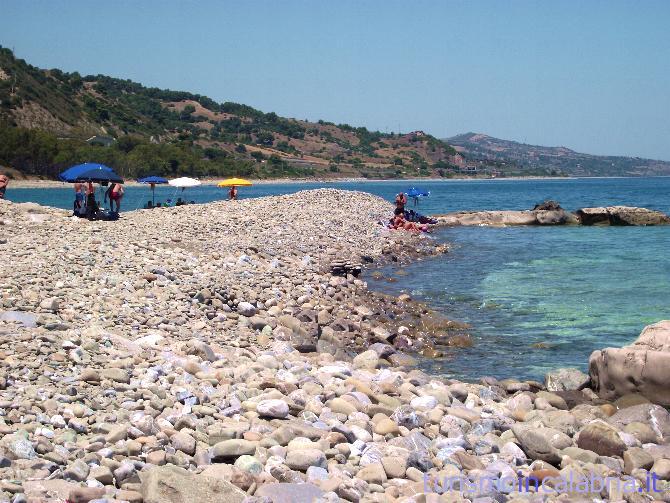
{"left": 532, "top": 200, "right": 563, "bottom": 211}
{"left": 438, "top": 204, "right": 669, "bottom": 227}
{"left": 576, "top": 206, "right": 670, "bottom": 226}
{"left": 589, "top": 320, "right": 670, "bottom": 405}
{"left": 140, "top": 465, "right": 246, "bottom": 503}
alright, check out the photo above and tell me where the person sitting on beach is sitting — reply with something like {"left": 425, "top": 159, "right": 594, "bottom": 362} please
{"left": 0, "top": 174, "right": 9, "bottom": 199}
{"left": 395, "top": 192, "right": 407, "bottom": 212}
{"left": 176, "top": 197, "right": 185, "bottom": 206}
{"left": 389, "top": 208, "right": 428, "bottom": 232}
{"left": 144, "top": 201, "right": 154, "bottom": 209}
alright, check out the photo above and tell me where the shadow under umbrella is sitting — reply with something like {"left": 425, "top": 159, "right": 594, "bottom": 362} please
{"left": 60, "top": 163, "right": 124, "bottom": 219}
{"left": 137, "top": 176, "right": 169, "bottom": 207}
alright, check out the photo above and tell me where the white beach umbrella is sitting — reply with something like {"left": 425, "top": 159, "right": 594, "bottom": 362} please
{"left": 168, "top": 177, "right": 201, "bottom": 188}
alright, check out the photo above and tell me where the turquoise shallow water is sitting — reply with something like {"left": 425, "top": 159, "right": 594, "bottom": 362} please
{"left": 369, "top": 225, "right": 669, "bottom": 381}
{"left": 7, "top": 177, "right": 670, "bottom": 381}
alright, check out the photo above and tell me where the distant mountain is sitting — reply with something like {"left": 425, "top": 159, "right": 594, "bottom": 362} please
{"left": 446, "top": 132, "right": 670, "bottom": 177}
{"left": 0, "top": 46, "right": 459, "bottom": 180}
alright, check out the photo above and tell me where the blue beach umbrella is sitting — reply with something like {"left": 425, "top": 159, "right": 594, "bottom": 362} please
{"left": 137, "top": 176, "right": 169, "bottom": 205}
{"left": 59, "top": 163, "right": 114, "bottom": 182}
{"left": 137, "top": 176, "right": 169, "bottom": 185}
{"left": 405, "top": 187, "right": 430, "bottom": 206}
{"left": 73, "top": 167, "right": 123, "bottom": 184}
{"left": 405, "top": 187, "right": 430, "bottom": 198}
{"left": 74, "top": 168, "right": 123, "bottom": 183}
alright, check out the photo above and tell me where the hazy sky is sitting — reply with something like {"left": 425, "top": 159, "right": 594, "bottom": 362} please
{"left": 2, "top": 0, "right": 669, "bottom": 159}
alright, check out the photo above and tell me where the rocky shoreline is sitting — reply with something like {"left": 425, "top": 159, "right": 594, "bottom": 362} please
{"left": 435, "top": 202, "right": 670, "bottom": 227}
{"left": 1, "top": 190, "right": 669, "bottom": 503}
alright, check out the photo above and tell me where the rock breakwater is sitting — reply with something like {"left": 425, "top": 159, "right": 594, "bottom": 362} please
{"left": 436, "top": 203, "right": 670, "bottom": 227}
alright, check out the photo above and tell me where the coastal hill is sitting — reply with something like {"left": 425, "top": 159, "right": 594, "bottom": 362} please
{"left": 2, "top": 46, "right": 667, "bottom": 180}
{"left": 0, "top": 47, "right": 459, "bottom": 180}
{"left": 447, "top": 132, "right": 670, "bottom": 177}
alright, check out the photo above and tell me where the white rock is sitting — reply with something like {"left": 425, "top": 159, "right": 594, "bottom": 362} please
{"left": 257, "top": 399, "right": 289, "bottom": 419}
{"left": 237, "top": 302, "right": 257, "bottom": 317}
{"left": 319, "top": 365, "right": 352, "bottom": 376}
{"left": 50, "top": 415, "right": 66, "bottom": 428}
{"left": 410, "top": 396, "right": 438, "bottom": 410}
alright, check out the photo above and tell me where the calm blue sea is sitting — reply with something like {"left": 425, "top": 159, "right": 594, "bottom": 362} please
{"left": 7, "top": 177, "right": 670, "bottom": 381}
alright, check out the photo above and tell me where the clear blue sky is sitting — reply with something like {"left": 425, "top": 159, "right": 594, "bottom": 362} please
{"left": 2, "top": 0, "right": 670, "bottom": 159}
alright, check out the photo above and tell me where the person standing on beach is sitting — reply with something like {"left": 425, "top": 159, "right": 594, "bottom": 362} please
{"left": 395, "top": 192, "right": 407, "bottom": 213}
{"left": 105, "top": 183, "right": 124, "bottom": 213}
{"left": 73, "top": 182, "right": 84, "bottom": 212}
{"left": 85, "top": 181, "right": 97, "bottom": 218}
{"left": 0, "top": 174, "right": 8, "bottom": 199}
{"left": 112, "top": 183, "right": 124, "bottom": 212}
{"left": 229, "top": 185, "right": 238, "bottom": 200}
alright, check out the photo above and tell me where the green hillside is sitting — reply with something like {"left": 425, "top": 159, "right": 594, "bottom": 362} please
{"left": 0, "top": 46, "right": 459, "bottom": 180}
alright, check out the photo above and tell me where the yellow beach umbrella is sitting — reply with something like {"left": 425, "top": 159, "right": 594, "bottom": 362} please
{"left": 217, "top": 178, "right": 253, "bottom": 187}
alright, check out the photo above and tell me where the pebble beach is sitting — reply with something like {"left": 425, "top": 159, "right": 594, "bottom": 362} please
{"left": 1, "top": 189, "right": 669, "bottom": 503}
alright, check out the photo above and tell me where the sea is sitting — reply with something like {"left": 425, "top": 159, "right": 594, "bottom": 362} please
{"left": 7, "top": 177, "right": 670, "bottom": 382}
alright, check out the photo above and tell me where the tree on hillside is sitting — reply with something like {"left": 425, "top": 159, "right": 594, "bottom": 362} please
{"left": 179, "top": 104, "right": 196, "bottom": 121}
{"left": 256, "top": 132, "right": 274, "bottom": 146}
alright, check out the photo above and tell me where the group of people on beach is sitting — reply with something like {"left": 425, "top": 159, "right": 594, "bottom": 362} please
{"left": 72, "top": 181, "right": 124, "bottom": 219}
{"left": 388, "top": 192, "right": 436, "bottom": 232}
{"left": 144, "top": 197, "right": 194, "bottom": 209}
{"left": 73, "top": 182, "right": 95, "bottom": 216}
